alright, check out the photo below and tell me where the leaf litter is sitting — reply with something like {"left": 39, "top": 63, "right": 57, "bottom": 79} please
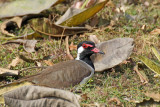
{"left": 0, "top": 0, "right": 160, "bottom": 106}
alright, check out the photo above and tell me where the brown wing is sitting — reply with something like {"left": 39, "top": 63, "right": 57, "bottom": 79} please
{"left": 25, "top": 60, "right": 93, "bottom": 89}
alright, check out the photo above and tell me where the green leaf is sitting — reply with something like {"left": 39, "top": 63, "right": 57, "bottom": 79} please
{"left": 138, "top": 56, "right": 160, "bottom": 75}
{"left": 56, "top": 0, "right": 108, "bottom": 27}
{"left": 152, "top": 47, "right": 160, "bottom": 62}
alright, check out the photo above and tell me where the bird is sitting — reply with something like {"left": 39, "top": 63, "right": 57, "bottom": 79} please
{"left": 3, "top": 41, "right": 104, "bottom": 89}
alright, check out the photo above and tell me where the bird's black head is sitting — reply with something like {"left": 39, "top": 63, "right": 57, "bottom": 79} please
{"left": 76, "top": 41, "right": 104, "bottom": 68}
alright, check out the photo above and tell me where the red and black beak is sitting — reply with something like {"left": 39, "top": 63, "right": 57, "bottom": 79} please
{"left": 91, "top": 48, "right": 104, "bottom": 54}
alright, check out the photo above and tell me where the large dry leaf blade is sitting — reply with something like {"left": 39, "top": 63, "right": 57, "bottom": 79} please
{"left": 55, "top": 0, "right": 108, "bottom": 26}
{"left": 152, "top": 47, "right": 160, "bottom": 62}
{"left": 91, "top": 38, "right": 134, "bottom": 72}
{"left": 0, "top": 81, "right": 33, "bottom": 103}
{"left": 150, "top": 28, "right": 160, "bottom": 34}
{"left": 3, "top": 85, "right": 80, "bottom": 107}
{"left": 4, "top": 39, "right": 37, "bottom": 53}
{"left": 136, "top": 99, "right": 160, "bottom": 107}
{"left": 0, "top": 0, "right": 64, "bottom": 18}
{"left": 30, "top": 18, "right": 88, "bottom": 37}
{"left": 0, "top": 68, "right": 18, "bottom": 76}
{"left": 0, "top": 17, "right": 22, "bottom": 37}
{"left": 138, "top": 56, "right": 160, "bottom": 75}
{"left": 145, "top": 92, "right": 160, "bottom": 102}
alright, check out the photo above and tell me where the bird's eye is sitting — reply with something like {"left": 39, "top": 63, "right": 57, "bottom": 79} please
{"left": 82, "top": 43, "right": 94, "bottom": 48}
{"left": 82, "top": 43, "right": 88, "bottom": 48}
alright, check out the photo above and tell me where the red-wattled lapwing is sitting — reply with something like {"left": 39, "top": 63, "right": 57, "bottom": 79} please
{"left": 20, "top": 41, "right": 104, "bottom": 89}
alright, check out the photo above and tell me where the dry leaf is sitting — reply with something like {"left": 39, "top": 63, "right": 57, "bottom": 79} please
{"left": 0, "top": 68, "right": 19, "bottom": 76}
{"left": 69, "top": 42, "right": 77, "bottom": 51}
{"left": 3, "top": 85, "right": 80, "bottom": 107}
{"left": 133, "top": 65, "right": 149, "bottom": 84}
{"left": 0, "top": 81, "right": 33, "bottom": 104}
{"left": 30, "top": 18, "right": 88, "bottom": 37}
{"left": 23, "top": 40, "right": 37, "bottom": 53}
{"left": 0, "top": 17, "right": 22, "bottom": 37}
{"left": 44, "top": 60, "right": 54, "bottom": 66}
{"left": 56, "top": 0, "right": 108, "bottom": 26}
{"left": 136, "top": 99, "right": 160, "bottom": 106}
{"left": 3, "top": 39, "right": 37, "bottom": 53}
{"left": 108, "top": 97, "right": 122, "bottom": 106}
{"left": 141, "top": 25, "right": 146, "bottom": 30}
{"left": 7, "top": 57, "right": 22, "bottom": 69}
{"left": 150, "top": 28, "right": 160, "bottom": 34}
{"left": 0, "top": 0, "right": 64, "bottom": 18}
{"left": 145, "top": 92, "right": 160, "bottom": 102}
{"left": 36, "top": 61, "right": 42, "bottom": 67}
{"left": 88, "top": 35, "right": 100, "bottom": 44}
{"left": 91, "top": 38, "right": 134, "bottom": 72}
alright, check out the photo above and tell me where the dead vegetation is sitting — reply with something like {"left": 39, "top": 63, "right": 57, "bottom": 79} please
{"left": 0, "top": 0, "right": 160, "bottom": 106}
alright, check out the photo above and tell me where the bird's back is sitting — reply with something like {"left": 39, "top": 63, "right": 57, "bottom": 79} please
{"left": 25, "top": 60, "right": 94, "bottom": 89}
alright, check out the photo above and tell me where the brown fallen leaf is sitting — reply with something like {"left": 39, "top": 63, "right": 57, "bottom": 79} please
{"left": 56, "top": 0, "right": 108, "bottom": 26}
{"left": 145, "top": 92, "right": 160, "bottom": 102}
{"left": 0, "top": 0, "right": 64, "bottom": 18}
{"left": 136, "top": 98, "right": 160, "bottom": 106}
{"left": 108, "top": 97, "right": 122, "bottom": 106}
{"left": 133, "top": 65, "right": 149, "bottom": 84}
{"left": 7, "top": 57, "right": 22, "bottom": 69}
{"left": 81, "top": 93, "right": 89, "bottom": 101}
{"left": 91, "top": 38, "right": 134, "bottom": 72}
{"left": 23, "top": 40, "right": 37, "bottom": 53}
{"left": 0, "top": 17, "right": 22, "bottom": 37}
{"left": 35, "top": 61, "right": 42, "bottom": 67}
{"left": 29, "top": 18, "right": 88, "bottom": 37}
{"left": 0, "top": 68, "right": 19, "bottom": 76}
{"left": 2, "top": 85, "right": 80, "bottom": 107}
{"left": 141, "top": 25, "right": 146, "bottom": 30}
{"left": 44, "top": 60, "right": 54, "bottom": 66}
{"left": 69, "top": 42, "right": 77, "bottom": 51}
{"left": 88, "top": 35, "right": 100, "bottom": 44}
{"left": 150, "top": 28, "right": 160, "bottom": 34}
{"left": 3, "top": 39, "right": 37, "bottom": 53}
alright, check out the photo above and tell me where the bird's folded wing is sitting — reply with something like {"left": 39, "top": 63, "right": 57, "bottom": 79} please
{"left": 25, "top": 60, "right": 93, "bottom": 88}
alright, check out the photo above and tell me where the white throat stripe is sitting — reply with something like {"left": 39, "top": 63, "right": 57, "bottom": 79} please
{"left": 76, "top": 46, "right": 84, "bottom": 60}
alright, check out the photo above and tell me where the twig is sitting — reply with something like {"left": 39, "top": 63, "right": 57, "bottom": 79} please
{"left": 65, "top": 36, "right": 74, "bottom": 60}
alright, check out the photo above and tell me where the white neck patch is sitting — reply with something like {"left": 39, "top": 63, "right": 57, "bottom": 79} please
{"left": 76, "top": 46, "right": 84, "bottom": 60}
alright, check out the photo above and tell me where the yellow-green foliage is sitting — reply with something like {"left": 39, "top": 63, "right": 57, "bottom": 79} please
{"left": 139, "top": 47, "right": 160, "bottom": 76}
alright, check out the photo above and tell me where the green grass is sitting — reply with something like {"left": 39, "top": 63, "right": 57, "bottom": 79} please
{"left": 0, "top": 0, "right": 160, "bottom": 106}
